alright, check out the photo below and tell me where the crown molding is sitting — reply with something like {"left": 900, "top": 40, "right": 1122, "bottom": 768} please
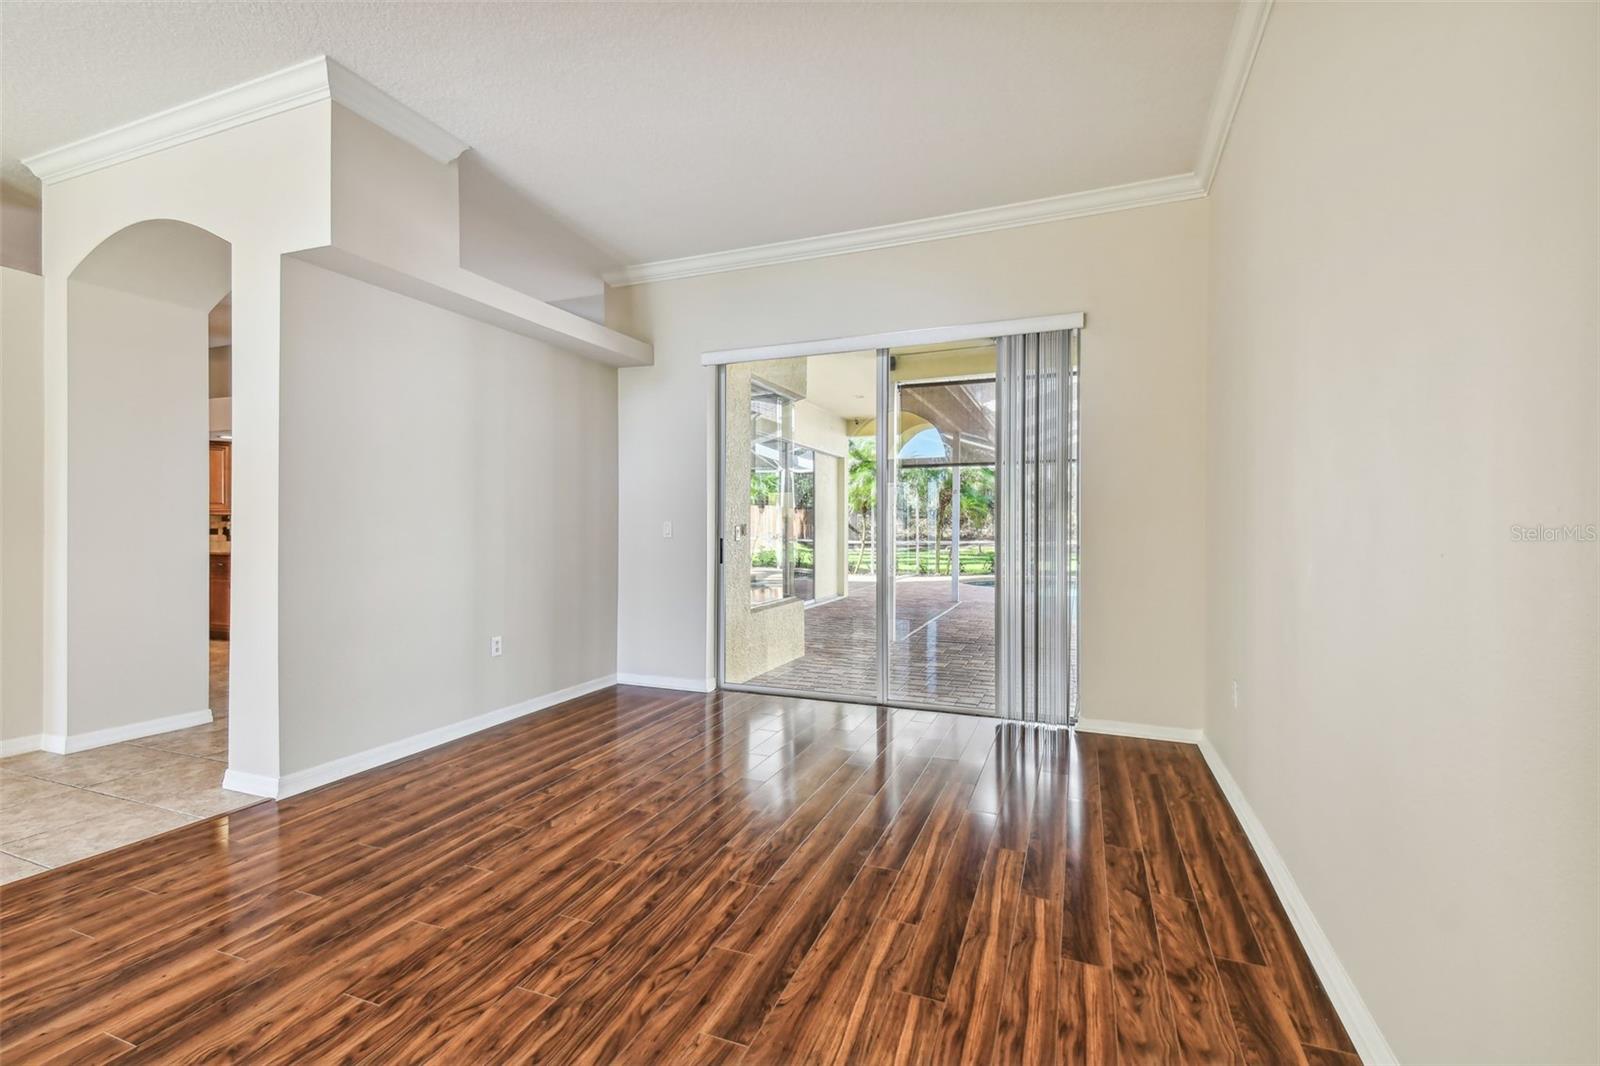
{"left": 22, "top": 56, "right": 467, "bottom": 186}
{"left": 603, "top": 172, "right": 1206, "bottom": 287}
{"left": 1196, "top": 0, "right": 1274, "bottom": 190}
{"left": 23, "top": 57, "right": 329, "bottom": 184}
{"left": 703, "top": 312, "right": 1084, "bottom": 367}
{"left": 323, "top": 59, "right": 469, "bottom": 166}
{"left": 605, "top": 2, "right": 1273, "bottom": 289}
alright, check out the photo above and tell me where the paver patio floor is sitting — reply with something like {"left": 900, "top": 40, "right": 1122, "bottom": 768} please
{"left": 747, "top": 576, "right": 996, "bottom": 712}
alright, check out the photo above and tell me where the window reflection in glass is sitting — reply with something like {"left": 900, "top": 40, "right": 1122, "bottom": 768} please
{"left": 750, "top": 383, "right": 790, "bottom": 606}
{"left": 791, "top": 446, "right": 815, "bottom": 602}
{"left": 748, "top": 381, "right": 820, "bottom": 608}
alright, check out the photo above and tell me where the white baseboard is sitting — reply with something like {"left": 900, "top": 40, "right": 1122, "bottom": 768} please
{"left": 1197, "top": 735, "right": 1397, "bottom": 1065}
{"left": 1073, "top": 717, "right": 1204, "bottom": 744}
{"left": 616, "top": 673, "right": 716, "bottom": 693}
{"left": 0, "top": 734, "right": 43, "bottom": 757}
{"left": 1069, "top": 718, "right": 1393, "bottom": 1061}
{"left": 221, "top": 768, "right": 280, "bottom": 798}
{"left": 240, "top": 674, "right": 619, "bottom": 801}
{"left": 39, "top": 709, "right": 214, "bottom": 755}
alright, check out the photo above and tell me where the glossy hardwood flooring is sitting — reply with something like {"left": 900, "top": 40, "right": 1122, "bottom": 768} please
{"left": 0, "top": 686, "right": 1356, "bottom": 1064}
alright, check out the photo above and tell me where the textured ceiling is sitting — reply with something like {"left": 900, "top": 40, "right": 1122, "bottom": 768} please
{"left": 0, "top": 1, "right": 1237, "bottom": 267}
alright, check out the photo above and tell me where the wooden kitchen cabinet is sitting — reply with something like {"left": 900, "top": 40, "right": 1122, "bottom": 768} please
{"left": 210, "top": 553, "right": 230, "bottom": 638}
{"left": 209, "top": 441, "right": 231, "bottom": 515}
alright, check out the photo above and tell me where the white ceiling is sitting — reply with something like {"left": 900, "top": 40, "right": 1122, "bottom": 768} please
{"left": 1, "top": 1, "right": 1238, "bottom": 269}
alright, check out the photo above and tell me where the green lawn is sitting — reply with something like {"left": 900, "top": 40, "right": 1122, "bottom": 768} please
{"left": 757, "top": 544, "right": 997, "bottom": 576}
{"left": 846, "top": 545, "right": 996, "bottom": 576}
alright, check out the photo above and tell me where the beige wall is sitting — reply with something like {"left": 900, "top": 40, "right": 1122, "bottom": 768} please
{"left": 40, "top": 99, "right": 334, "bottom": 781}
{"left": 611, "top": 199, "right": 1210, "bottom": 725}
{"left": 277, "top": 257, "right": 619, "bottom": 775}
{"left": 208, "top": 345, "right": 231, "bottom": 399}
{"left": 793, "top": 398, "right": 849, "bottom": 603}
{"left": 2, "top": 191, "right": 42, "bottom": 275}
{"left": 812, "top": 454, "right": 845, "bottom": 603}
{"left": 1206, "top": 3, "right": 1598, "bottom": 1062}
{"left": 324, "top": 106, "right": 647, "bottom": 369}
{"left": 792, "top": 398, "right": 848, "bottom": 457}
{"left": 457, "top": 154, "right": 613, "bottom": 307}
{"left": 67, "top": 280, "right": 210, "bottom": 735}
{"left": 32, "top": 93, "right": 631, "bottom": 785}
{"left": 2, "top": 267, "right": 43, "bottom": 747}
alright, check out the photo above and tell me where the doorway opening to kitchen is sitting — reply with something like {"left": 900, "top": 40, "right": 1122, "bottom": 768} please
{"left": 0, "top": 221, "right": 256, "bottom": 885}
{"left": 207, "top": 294, "right": 232, "bottom": 725}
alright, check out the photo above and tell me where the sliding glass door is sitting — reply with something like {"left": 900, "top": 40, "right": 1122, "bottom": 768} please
{"left": 888, "top": 346, "right": 999, "bottom": 713}
{"left": 721, "top": 351, "right": 879, "bottom": 702}
{"left": 718, "top": 329, "right": 1077, "bottom": 723}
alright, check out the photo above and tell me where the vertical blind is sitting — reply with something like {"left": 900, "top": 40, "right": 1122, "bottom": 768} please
{"left": 996, "top": 329, "right": 1080, "bottom": 725}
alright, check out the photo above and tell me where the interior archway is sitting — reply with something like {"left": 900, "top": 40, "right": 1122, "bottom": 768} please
{"left": 59, "top": 220, "right": 247, "bottom": 800}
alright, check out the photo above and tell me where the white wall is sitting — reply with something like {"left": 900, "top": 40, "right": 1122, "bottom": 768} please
{"left": 1, "top": 267, "right": 43, "bottom": 748}
{"left": 611, "top": 200, "right": 1210, "bottom": 725}
{"left": 277, "top": 257, "right": 618, "bottom": 775}
{"left": 66, "top": 280, "right": 209, "bottom": 735}
{"left": 1206, "top": 4, "right": 1598, "bottom": 1062}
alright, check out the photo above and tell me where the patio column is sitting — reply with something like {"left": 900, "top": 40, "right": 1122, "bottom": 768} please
{"left": 951, "top": 460, "right": 961, "bottom": 601}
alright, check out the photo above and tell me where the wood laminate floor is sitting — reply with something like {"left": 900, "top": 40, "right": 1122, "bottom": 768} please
{"left": 0, "top": 686, "right": 1356, "bottom": 1064}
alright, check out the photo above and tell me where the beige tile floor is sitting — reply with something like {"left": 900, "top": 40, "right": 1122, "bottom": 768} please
{"left": 0, "top": 641, "right": 260, "bottom": 885}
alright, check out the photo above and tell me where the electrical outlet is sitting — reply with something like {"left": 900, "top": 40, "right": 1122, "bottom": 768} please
{"left": 491, "top": 636, "right": 503, "bottom": 658}
{"left": 1231, "top": 679, "right": 1240, "bottom": 710}
{"left": 662, "top": 521, "right": 673, "bottom": 538}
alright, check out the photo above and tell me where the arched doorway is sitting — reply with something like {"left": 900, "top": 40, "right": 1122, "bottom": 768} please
{"left": 65, "top": 220, "right": 230, "bottom": 740}
{"left": 6, "top": 220, "right": 263, "bottom": 873}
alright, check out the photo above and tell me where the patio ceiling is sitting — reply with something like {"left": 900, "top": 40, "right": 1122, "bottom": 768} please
{"left": 899, "top": 379, "right": 997, "bottom": 465}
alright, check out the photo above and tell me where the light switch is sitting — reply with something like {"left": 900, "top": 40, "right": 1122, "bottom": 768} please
{"left": 662, "top": 521, "right": 673, "bottom": 538}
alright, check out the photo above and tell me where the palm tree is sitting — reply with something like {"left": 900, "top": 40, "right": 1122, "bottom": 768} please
{"left": 959, "top": 466, "right": 995, "bottom": 532}
{"left": 897, "top": 466, "right": 943, "bottom": 574}
{"left": 846, "top": 438, "right": 876, "bottom": 573}
{"left": 963, "top": 465, "right": 996, "bottom": 573}
{"left": 750, "top": 470, "right": 780, "bottom": 508}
